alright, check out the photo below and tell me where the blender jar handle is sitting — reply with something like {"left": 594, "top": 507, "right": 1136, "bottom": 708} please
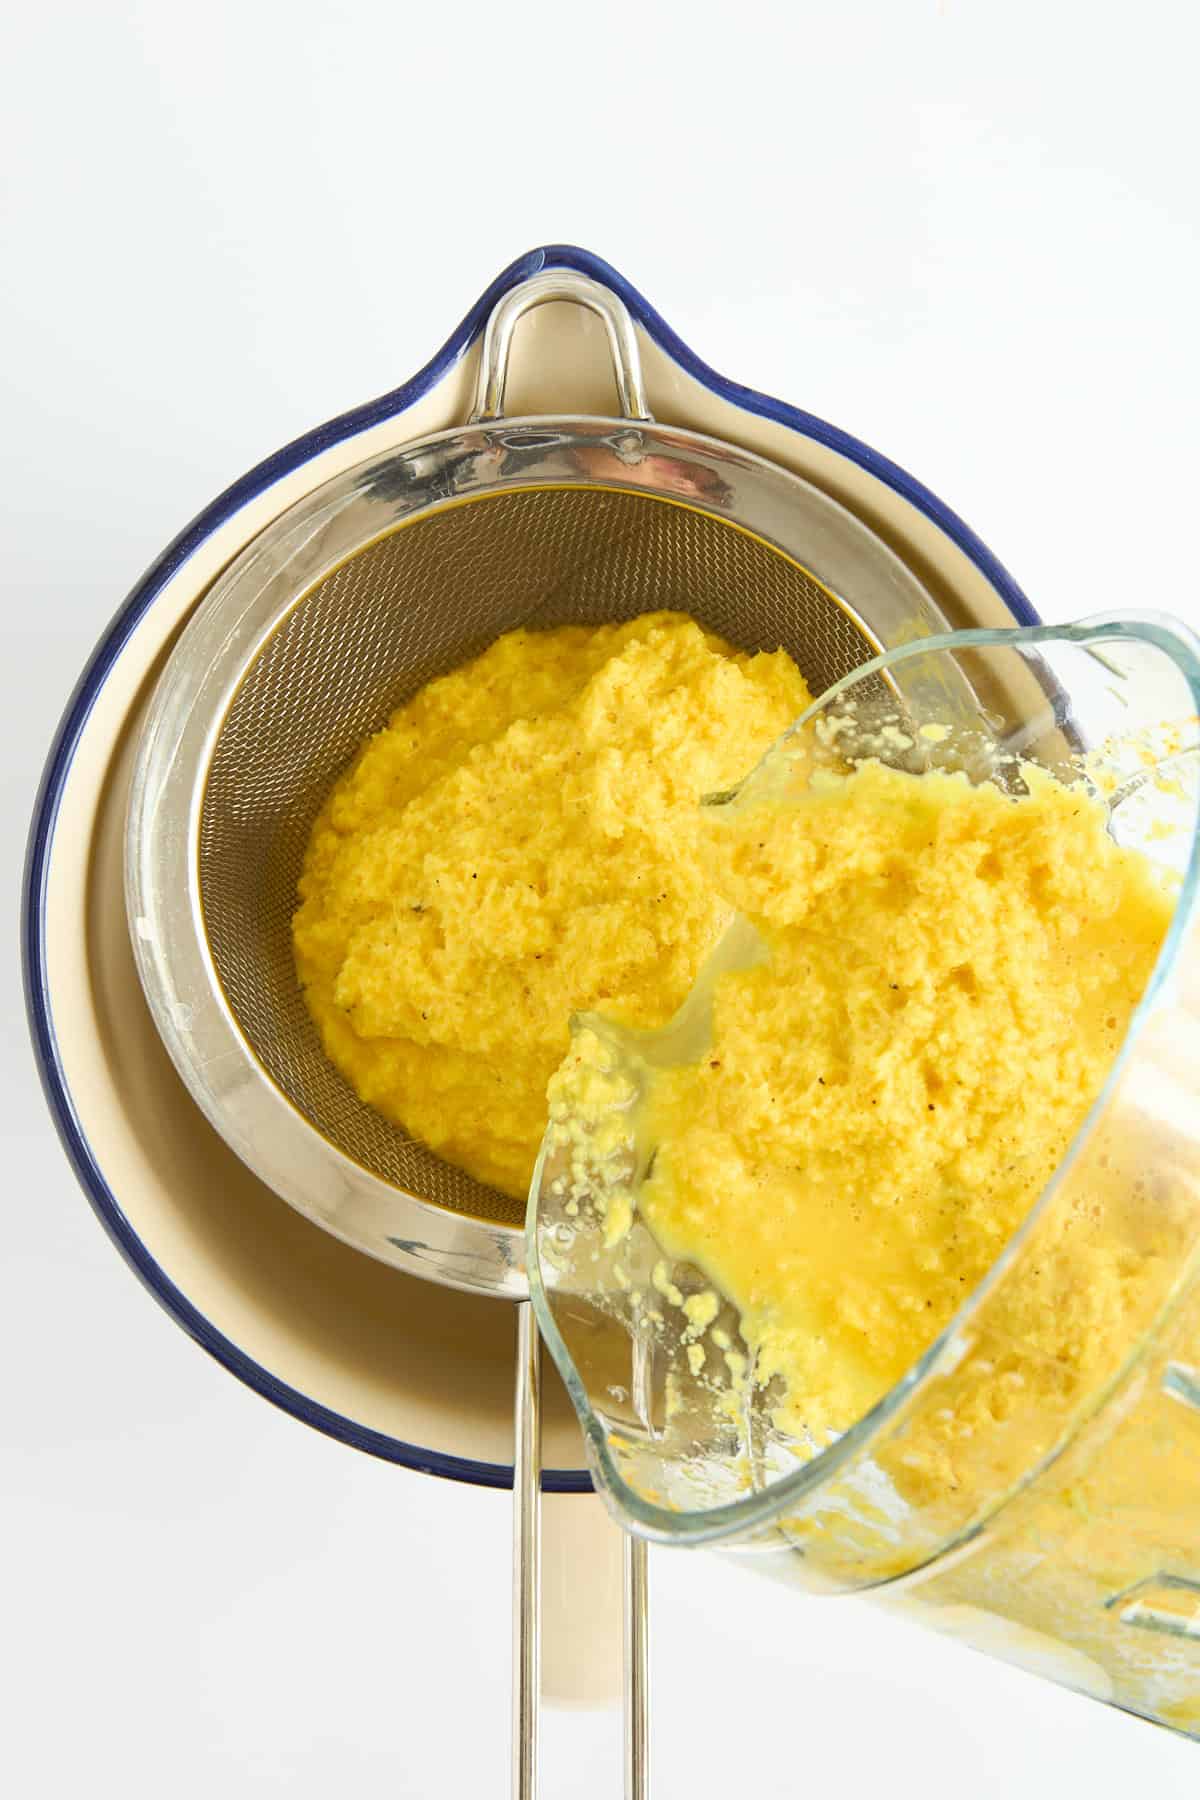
{"left": 470, "top": 269, "right": 654, "bottom": 425}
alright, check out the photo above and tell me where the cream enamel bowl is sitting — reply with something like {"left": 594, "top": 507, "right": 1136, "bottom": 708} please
{"left": 23, "top": 245, "right": 1039, "bottom": 1494}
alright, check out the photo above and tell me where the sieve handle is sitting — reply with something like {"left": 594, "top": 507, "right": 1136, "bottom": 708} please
{"left": 512, "top": 1301, "right": 542, "bottom": 1800}
{"left": 471, "top": 270, "right": 653, "bottom": 425}
{"left": 513, "top": 1305, "right": 650, "bottom": 1800}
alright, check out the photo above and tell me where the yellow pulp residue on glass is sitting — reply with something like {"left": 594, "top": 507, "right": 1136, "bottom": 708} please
{"left": 292, "top": 613, "right": 810, "bottom": 1197}
{"left": 625, "top": 757, "right": 1176, "bottom": 1444}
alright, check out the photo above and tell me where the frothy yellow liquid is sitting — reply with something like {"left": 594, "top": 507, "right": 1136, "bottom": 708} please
{"left": 633, "top": 757, "right": 1174, "bottom": 1443}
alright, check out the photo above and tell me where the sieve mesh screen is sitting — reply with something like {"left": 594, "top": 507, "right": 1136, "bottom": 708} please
{"left": 198, "top": 485, "right": 878, "bottom": 1228}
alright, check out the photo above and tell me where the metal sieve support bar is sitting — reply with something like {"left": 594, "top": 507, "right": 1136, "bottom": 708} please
{"left": 470, "top": 269, "right": 653, "bottom": 425}
{"left": 624, "top": 1534, "right": 650, "bottom": 1799}
{"left": 512, "top": 1302, "right": 542, "bottom": 1800}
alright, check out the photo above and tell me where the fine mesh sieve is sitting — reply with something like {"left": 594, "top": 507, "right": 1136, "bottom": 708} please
{"left": 125, "top": 268, "right": 954, "bottom": 1800}
{"left": 128, "top": 273, "right": 946, "bottom": 1300}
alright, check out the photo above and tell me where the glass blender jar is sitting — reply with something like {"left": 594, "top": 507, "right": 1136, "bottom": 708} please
{"left": 530, "top": 614, "right": 1200, "bottom": 1739}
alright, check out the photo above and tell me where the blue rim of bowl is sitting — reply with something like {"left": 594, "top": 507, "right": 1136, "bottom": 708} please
{"left": 21, "top": 243, "right": 1039, "bottom": 1492}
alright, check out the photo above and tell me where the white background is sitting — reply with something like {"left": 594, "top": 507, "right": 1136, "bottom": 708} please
{"left": 4, "top": 1, "right": 1200, "bottom": 1793}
